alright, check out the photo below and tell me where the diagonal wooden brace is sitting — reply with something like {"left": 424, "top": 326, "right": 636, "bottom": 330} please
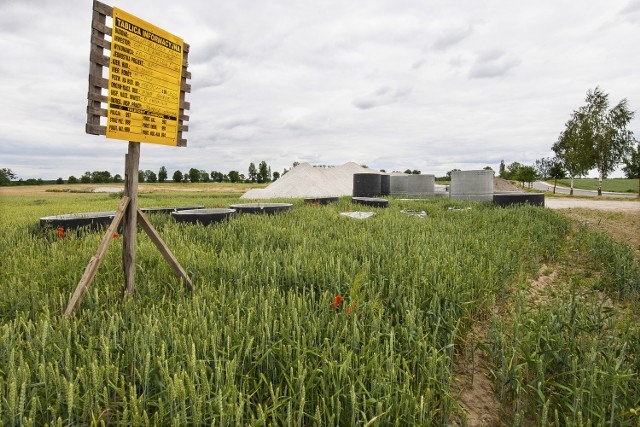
{"left": 64, "top": 196, "right": 130, "bottom": 317}
{"left": 137, "top": 208, "right": 194, "bottom": 291}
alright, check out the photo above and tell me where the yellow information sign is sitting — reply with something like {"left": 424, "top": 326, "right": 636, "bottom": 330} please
{"left": 107, "top": 7, "right": 184, "bottom": 146}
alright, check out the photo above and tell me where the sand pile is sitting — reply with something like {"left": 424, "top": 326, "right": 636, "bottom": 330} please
{"left": 241, "top": 162, "right": 378, "bottom": 199}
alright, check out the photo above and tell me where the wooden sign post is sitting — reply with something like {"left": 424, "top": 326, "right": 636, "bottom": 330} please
{"left": 65, "top": 1, "right": 193, "bottom": 316}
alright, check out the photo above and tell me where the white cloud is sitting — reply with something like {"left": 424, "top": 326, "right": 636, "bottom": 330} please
{"left": 0, "top": 0, "right": 638, "bottom": 180}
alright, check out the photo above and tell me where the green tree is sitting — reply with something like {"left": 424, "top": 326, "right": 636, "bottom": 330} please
{"left": 257, "top": 161, "right": 270, "bottom": 183}
{"left": 573, "top": 87, "right": 635, "bottom": 195}
{"left": 228, "top": 170, "right": 241, "bottom": 183}
{"left": 158, "top": 166, "right": 168, "bottom": 183}
{"left": 80, "top": 171, "right": 91, "bottom": 184}
{"left": 172, "top": 170, "right": 183, "bottom": 183}
{"left": 248, "top": 162, "right": 257, "bottom": 183}
{"left": 622, "top": 142, "right": 640, "bottom": 196}
{"left": 499, "top": 160, "right": 506, "bottom": 177}
{"left": 552, "top": 115, "right": 591, "bottom": 195}
{"left": 68, "top": 175, "right": 78, "bottom": 184}
{"left": 504, "top": 162, "right": 522, "bottom": 180}
{"left": 272, "top": 171, "right": 280, "bottom": 181}
{"left": 138, "top": 170, "right": 145, "bottom": 183}
{"left": 144, "top": 170, "right": 157, "bottom": 183}
{"left": 113, "top": 174, "right": 123, "bottom": 183}
{"left": 534, "top": 157, "right": 554, "bottom": 180}
{"left": 0, "top": 168, "right": 16, "bottom": 185}
{"left": 188, "top": 168, "right": 201, "bottom": 183}
{"left": 91, "top": 171, "right": 112, "bottom": 183}
{"left": 548, "top": 160, "right": 566, "bottom": 194}
{"left": 446, "top": 169, "right": 461, "bottom": 179}
{"left": 200, "top": 170, "right": 210, "bottom": 182}
{"left": 515, "top": 165, "right": 537, "bottom": 188}
{"left": 56, "top": 177, "right": 64, "bottom": 184}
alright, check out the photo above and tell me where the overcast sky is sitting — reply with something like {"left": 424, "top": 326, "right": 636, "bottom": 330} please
{"left": 1, "top": 0, "right": 639, "bottom": 180}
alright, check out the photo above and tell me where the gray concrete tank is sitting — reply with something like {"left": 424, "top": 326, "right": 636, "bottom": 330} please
{"left": 353, "top": 173, "right": 381, "bottom": 197}
{"left": 449, "top": 170, "right": 494, "bottom": 201}
{"left": 380, "top": 174, "right": 390, "bottom": 195}
{"left": 408, "top": 174, "right": 435, "bottom": 196}
{"left": 389, "top": 175, "right": 408, "bottom": 195}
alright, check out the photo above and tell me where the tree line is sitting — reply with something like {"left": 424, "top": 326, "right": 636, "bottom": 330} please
{"left": 0, "top": 161, "right": 281, "bottom": 186}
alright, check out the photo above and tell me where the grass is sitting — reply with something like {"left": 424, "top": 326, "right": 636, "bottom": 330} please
{"left": 556, "top": 178, "right": 639, "bottom": 194}
{"left": 0, "top": 191, "right": 638, "bottom": 425}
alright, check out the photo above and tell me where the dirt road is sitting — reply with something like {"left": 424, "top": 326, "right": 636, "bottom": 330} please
{"left": 545, "top": 197, "right": 640, "bottom": 211}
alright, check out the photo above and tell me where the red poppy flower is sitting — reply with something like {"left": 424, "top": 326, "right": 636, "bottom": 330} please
{"left": 59, "top": 233, "right": 65, "bottom": 237}
{"left": 346, "top": 307, "right": 352, "bottom": 314}
{"left": 113, "top": 233, "right": 119, "bottom": 238}
{"left": 334, "top": 295, "right": 342, "bottom": 307}
{"left": 57, "top": 227, "right": 64, "bottom": 232}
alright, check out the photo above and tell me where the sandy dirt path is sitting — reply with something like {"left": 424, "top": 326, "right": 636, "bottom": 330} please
{"left": 545, "top": 197, "right": 640, "bottom": 211}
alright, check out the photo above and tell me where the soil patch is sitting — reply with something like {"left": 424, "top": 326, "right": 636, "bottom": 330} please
{"left": 559, "top": 208, "right": 640, "bottom": 258}
{"left": 493, "top": 178, "right": 522, "bottom": 192}
{"left": 454, "top": 326, "right": 502, "bottom": 426}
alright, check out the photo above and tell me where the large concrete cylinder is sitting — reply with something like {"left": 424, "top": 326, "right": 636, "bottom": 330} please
{"left": 380, "top": 174, "right": 390, "bottom": 195}
{"left": 389, "top": 175, "right": 408, "bottom": 195}
{"left": 408, "top": 174, "right": 435, "bottom": 196}
{"left": 353, "top": 173, "right": 381, "bottom": 197}
{"left": 449, "top": 170, "right": 494, "bottom": 201}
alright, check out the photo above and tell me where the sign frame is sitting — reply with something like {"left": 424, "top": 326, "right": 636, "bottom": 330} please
{"left": 85, "top": 0, "right": 191, "bottom": 147}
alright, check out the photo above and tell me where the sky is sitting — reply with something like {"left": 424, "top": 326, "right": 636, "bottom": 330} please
{"left": 1, "top": 0, "right": 639, "bottom": 180}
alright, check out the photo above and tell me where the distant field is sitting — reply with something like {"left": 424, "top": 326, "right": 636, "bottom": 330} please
{"left": 556, "top": 178, "right": 639, "bottom": 193}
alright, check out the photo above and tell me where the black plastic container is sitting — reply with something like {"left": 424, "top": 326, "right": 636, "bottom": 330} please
{"left": 353, "top": 173, "right": 382, "bottom": 197}
{"left": 171, "top": 208, "right": 236, "bottom": 225}
{"left": 40, "top": 211, "right": 117, "bottom": 231}
{"left": 380, "top": 174, "right": 391, "bottom": 196}
{"left": 229, "top": 203, "right": 293, "bottom": 214}
{"left": 493, "top": 193, "right": 545, "bottom": 207}
{"left": 304, "top": 197, "right": 339, "bottom": 205}
{"left": 141, "top": 205, "right": 204, "bottom": 214}
{"left": 351, "top": 197, "right": 389, "bottom": 208}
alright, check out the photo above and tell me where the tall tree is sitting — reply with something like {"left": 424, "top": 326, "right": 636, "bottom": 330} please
{"left": 228, "top": 170, "right": 240, "bottom": 183}
{"left": 548, "top": 160, "right": 566, "bottom": 194}
{"left": 248, "top": 162, "right": 257, "bottom": 183}
{"left": 552, "top": 114, "right": 591, "bottom": 195}
{"left": 258, "top": 161, "right": 269, "bottom": 183}
{"left": 534, "top": 157, "right": 554, "bottom": 180}
{"left": 622, "top": 142, "right": 639, "bottom": 196}
{"left": 158, "top": 166, "right": 167, "bottom": 183}
{"left": 515, "top": 165, "right": 537, "bottom": 188}
{"left": 498, "top": 160, "right": 506, "bottom": 178}
{"left": 144, "top": 170, "right": 157, "bottom": 183}
{"left": 0, "top": 168, "right": 16, "bottom": 185}
{"left": 172, "top": 170, "right": 183, "bottom": 183}
{"left": 188, "top": 168, "right": 201, "bottom": 183}
{"left": 575, "top": 87, "right": 635, "bottom": 195}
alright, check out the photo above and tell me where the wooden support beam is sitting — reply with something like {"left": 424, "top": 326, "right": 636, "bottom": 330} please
{"left": 64, "top": 196, "right": 130, "bottom": 317}
{"left": 122, "top": 142, "right": 140, "bottom": 294}
{"left": 137, "top": 208, "right": 195, "bottom": 291}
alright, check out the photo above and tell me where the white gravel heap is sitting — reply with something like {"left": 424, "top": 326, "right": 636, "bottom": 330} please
{"left": 241, "top": 162, "right": 378, "bottom": 199}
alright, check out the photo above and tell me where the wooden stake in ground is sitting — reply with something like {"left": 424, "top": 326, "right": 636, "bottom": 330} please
{"left": 122, "top": 141, "right": 140, "bottom": 295}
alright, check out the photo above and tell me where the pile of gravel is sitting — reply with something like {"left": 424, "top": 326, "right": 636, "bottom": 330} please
{"left": 241, "top": 162, "right": 378, "bottom": 199}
